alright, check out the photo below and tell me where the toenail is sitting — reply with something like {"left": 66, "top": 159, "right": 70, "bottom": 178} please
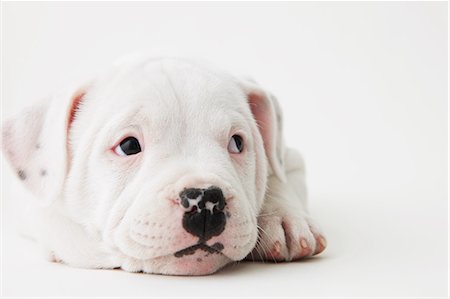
{"left": 319, "top": 237, "right": 327, "bottom": 248}
{"left": 273, "top": 241, "right": 281, "bottom": 253}
{"left": 300, "top": 239, "right": 308, "bottom": 249}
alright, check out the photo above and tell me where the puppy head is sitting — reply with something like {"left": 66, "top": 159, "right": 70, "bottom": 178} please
{"left": 2, "top": 58, "right": 285, "bottom": 275}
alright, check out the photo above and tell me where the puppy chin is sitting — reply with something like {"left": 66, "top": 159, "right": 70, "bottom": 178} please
{"left": 156, "top": 252, "right": 232, "bottom": 276}
{"left": 121, "top": 252, "right": 232, "bottom": 276}
{"left": 114, "top": 233, "right": 234, "bottom": 275}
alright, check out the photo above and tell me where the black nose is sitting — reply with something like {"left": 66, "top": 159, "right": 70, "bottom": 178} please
{"left": 179, "top": 186, "right": 226, "bottom": 242}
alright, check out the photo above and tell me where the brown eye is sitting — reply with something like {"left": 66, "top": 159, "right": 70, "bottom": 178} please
{"left": 228, "top": 135, "right": 244, "bottom": 154}
{"left": 114, "top": 137, "right": 142, "bottom": 156}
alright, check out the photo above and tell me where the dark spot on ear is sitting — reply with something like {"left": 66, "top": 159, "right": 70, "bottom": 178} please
{"left": 36, "top": 143, "right": 41, "bottom": 149}
{"left": 17, "top": 170, "right": 26, "bottom": 180}
{"left": 276, "top": 111, "right": 282, "bottom": 124}
{"left": 40, "top": 169, "right": 47, "bottom": 176}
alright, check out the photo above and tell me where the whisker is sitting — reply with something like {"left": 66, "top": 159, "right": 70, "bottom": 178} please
{"left": 257, "top": 211, "right": 278, "bottom": 217}
{"left": 254, "top": 239, "right": 265, "bottom": 263}
{"left": 257, "top": 225, "right": 279, "bottom": 263}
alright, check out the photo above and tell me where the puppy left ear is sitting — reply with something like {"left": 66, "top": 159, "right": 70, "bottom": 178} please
{"left": 1, "top": 87, "right": 86, "bottom": 206}
{"left": 240, "top": 79, "right": 287, "bottom": 182}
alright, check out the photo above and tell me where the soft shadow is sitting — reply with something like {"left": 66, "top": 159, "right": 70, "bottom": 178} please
{"left": 216, "top": 255, "right": 329, "bottom": 276}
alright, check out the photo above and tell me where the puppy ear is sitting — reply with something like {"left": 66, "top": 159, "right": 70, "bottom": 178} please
{"left": 240, "top": 79, "right": 287, "bottom": 182}
{"left": 1, "top": 87, "right": 86, "bottom": 206}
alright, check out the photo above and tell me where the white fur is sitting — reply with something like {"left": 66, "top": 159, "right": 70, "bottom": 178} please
{"left": 1, "top": 57, "right": 326, "bottom": 275}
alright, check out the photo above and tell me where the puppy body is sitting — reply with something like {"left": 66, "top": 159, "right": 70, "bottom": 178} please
{"left": 2, "top": 57, "right": 325, "bottom": 275}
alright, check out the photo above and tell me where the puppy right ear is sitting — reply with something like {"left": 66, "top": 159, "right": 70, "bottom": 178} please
{"left": 1, "top": 87, "right": 86, "bottom": 206}
{"left": 239, "top": 78, "right": 287, "bottom": 182}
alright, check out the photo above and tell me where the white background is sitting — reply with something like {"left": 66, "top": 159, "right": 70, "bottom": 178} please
{"left": 1, "top": 2, "right": 448, "bottom": 298}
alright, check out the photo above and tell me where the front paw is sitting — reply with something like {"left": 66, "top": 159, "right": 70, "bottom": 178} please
{"left": 245, "top": 214, "right": 326, "bottom": 262}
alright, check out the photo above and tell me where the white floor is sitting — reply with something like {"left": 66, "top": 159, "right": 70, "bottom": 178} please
{"left": 2, "top": 191, "right": 447, "bottom": 297}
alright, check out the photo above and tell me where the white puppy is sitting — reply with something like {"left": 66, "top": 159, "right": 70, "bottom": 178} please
{"left": 2, "top": 57, "right": 326, "bottom": 275}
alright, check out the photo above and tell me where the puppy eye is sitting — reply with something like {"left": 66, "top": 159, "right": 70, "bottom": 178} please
{"left": 114, "top": 137, "right": 142, "bottom": 156}
{"left": 228, "top": 135, "right": 244, "bottom": 154}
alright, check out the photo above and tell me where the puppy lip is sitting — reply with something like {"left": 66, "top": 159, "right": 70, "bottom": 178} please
{"left": 173, "top": 242, "right": 225, "bottom": 258}
{"left": 119, "top": 239, "right": 228, "bottom": 261}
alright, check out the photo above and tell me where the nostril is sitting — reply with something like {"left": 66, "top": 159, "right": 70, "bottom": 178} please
{"left": 183, "top": 188, "right": 203, "bottom": 199}
{"left": 203, "top": 186, "right": 226, "bottom": 211}
{"left": 179, "top": 188, "right": 203, "bottom": 209}
{"left": 180, "top": 197, "right": 190, "bottom": 209}
{"left": 203, "top": 187, "right": 222, "bottom": 202}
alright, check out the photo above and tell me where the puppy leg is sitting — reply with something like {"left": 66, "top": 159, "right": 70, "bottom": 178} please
{"left": 246, "top": 148, "right": 326, "bottom": 262}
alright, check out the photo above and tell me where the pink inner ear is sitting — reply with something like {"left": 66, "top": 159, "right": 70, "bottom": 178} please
{"left": 67, "top": 89, "right": 85, "bottom": 133}
{"left": 247, "top": 91, "right": 275, "bottom": 160}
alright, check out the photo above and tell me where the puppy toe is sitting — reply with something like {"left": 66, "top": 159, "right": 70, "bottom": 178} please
{"left": 249, "top": 214, "right": 326, "bottom": 262}
{"left": 299, "top": 238, "right": 313, "bottom": 258}
{"left": 268, "top": 240, "right": 287, "bottom": 261}
{"left": 313, "top": 235, "right": 327, "bottom": 255}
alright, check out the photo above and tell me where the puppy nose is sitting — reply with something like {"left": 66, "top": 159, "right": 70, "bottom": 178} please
{"left": 179, "top": 186, "right": 226, "bottom": 242}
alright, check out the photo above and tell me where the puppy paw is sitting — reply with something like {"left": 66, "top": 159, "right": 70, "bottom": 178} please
{"left": 245, "top": 214, "right": 326, "bottom": 262}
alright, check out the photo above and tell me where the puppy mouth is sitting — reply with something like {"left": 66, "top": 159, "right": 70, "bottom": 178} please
{"left": 174, "top": 242, "right": 224, "bottom": 258}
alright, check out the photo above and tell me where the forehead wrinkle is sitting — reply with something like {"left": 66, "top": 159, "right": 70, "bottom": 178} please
{"left": 160, "top": 61, "right": 184, "bottom": 109}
